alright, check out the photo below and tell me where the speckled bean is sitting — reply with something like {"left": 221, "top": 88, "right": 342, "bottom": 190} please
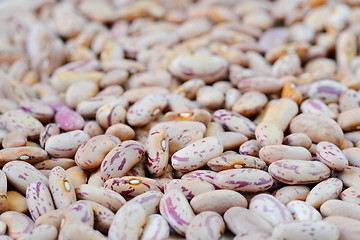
{"left": 159, "top": 189, "right": 195, "bottom": 236}
{"left": 332, "top": 166, "right": 360, "bottom": 188}
{"left": 308, "top": 79, "right": 347, "bottom": 103}
{"left": 108, "top": 203, "right": 146, "bottom": 240}
{"left": 0, "top": 211, "right": 34, "bottom": 239}
{"left": 76, "top": 96, "right": 128, "bottom": 118}
{"left": 45, "top": 130, "right": 90, "bottom": 158}
{"left": 324, "top": 216, "right": 360, "bottom": 240}
{"left": 185, "top": 211, "right": 225, "bottom": 240}
{"left": 65, "top": 80, "right": 99, "bottom": 109}
{"left": 0, "top": 147, "right": 48, "bottom": 167}
{"left": 29, "top": 224, "right": 58, "bottom": 240}
{"left": 34, "top": 158, "right": 76, "bottom": 171}
{"left": 259, "top": 145, "right": 312, "bottom": 165}
{"left": 340, "top": 187, "right": 360, "bottom": 205}
{"left": 169, "top": 129, "right": 204, "bottom": 156}
{"left": 207, "top": 154, "right": 266, "bottom": 171}
{"left": 339, "top": 89, "right": 360, "bottom": 112}
{"left": 223, "top": 207, "right": 273, "bottom": 237}
{"left": 190, "top": 190, "right": 247, "bottom": 215}
{"left": 283, "top": 133, "right": 312, "bottom": 149}
{"left": 300, "top": 98, "right": 336, "bottom": 119}
{"left": 146, "top": 128, "right": 169, "bottom": 177}
{"left": 316, "top": 141, "right": 348, "bottom": 170}
{"left": 83, "top": 121, "right": 104, "bottom": 138}
{"left": 39, "top": 124, "right": 60, "bottom": 148}
{"left": 272, "top": 185, "right": 310, "bottom": 205}
{"left": 269, "top": 160, "right": 330, "bottom": 185}
{"left": 81, "top": 200, "right": 114, "bottom": 234}
{"left": 321, "top": 199, "right": 360, "bottom": 221}
{"left": 127, "top": 191, "right": 163, "bottom": 217}
{"left": 232, "top": 91, "right": 268, "bottom": 117}
{"left": 3, "top": 161, "right": 49, "bottom": 194}
{"left": 26, "top": 181, "right": 55, "bottom": 221}
{"left": 49, "top": 166, "right": 76, "bottom": 210}
{"left": 237, "top": 76, "right": 283, "bottom": 94}
{"left": 163, "top": 110, "right": 212, "bottom": 126}
{"left": 18, "top": 99, "right": 54, "bottom": 123}
{"left": 34, "top": 209, "right": 65, "bottom": 229}
{"left": 249, "top": 193, "right": 293, "bottom": 226}
{"left": 76, "top": 184, "right": 126, "bottom": 213}
{"left": 65, "top": 166, "right": 87, "bottom": 189}
{"left": 62, "top": 201, "right": 94, "bottom": 229}
{"left": 95, "top": 103, "right": 127, "bottom": 129}
{"left": 338, "top": 108, "right": 360, "bottom": 131}
{"left": 196, "top": 86, "right": 224, "bottom": 110}
{"left": 239, "top": 140, "right": 261, "bottom": 157}
{"left": 100, "top": 140, "right": 145, "bottom": 181}
{"left": 181, "top": 170, "right": 217, "bottom": 188}
{"left": 171, "top": 136, "right": 223, "bottom": 172}
{"left": 75, "top": 134, "right": 120, "bottom": 171}
{"left": 140, "top": 214, "right": 169, "bottom": 240}
{"left": 255, "top": 121, "right": 284, "bottom": 146}
{"left": 272, "top": 221, "right": 339, "bottom": 240}
{"left": 58, "top": 223, "right": 107, "bottom": 240}
{"left": 214, "top": 169, "right": 273, "bottom": 193}
{"left": 287, "top": 200, "right": 322, "bottom": 221}
{"left": 164, "top": 179, "right": 215, "bottom": 200}
{"left": 150, "top": 121, "right": 206, "bottom": 141}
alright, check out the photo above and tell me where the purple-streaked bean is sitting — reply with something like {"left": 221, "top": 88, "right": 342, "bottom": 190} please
{"left": 214, "top": 169, "right": 273, "bottom": 193}
{"left": 259, "top": 145, "right": 312, "bottom": 165}
{"left": 126, "top": 94, "right": 167, "bottom": 127}
{"left": 2, "top": 110, "right": 43, "bottom": 140}
{"left": 212, "top": 132, "right": 248, "bottom": 151}
{"left": 300, "top": 98, "right": 336, "bottom": 119}
{"left": 66, "top": 166, "right": 87, "bottom": 189}
{"left": 100, "top": 140, "right": 145, "bottom": 181}
{"left": 105, "top": 123, "right": 135, "bottom": 141}
{"left": 104, "top": 176, "right": 162, "bottom": 199}
{"left": 122, "top": 87, "right": 169, "bottom": 104}
{"left": 26, "top": 181, "right": 55, "bottom": 221}
{"left": 171, "top": 136, "right": 223, "bottom": 172}
{"left": 338, "top": 108, "right": 360, "bottom": 131}
{"left": 272, "top": 185, "right": 310, "bottom": 205}
{"left": 34, "top": 209, "right": 65, "bottom": 229}
{"left": 321, "top": 199, "right": 360, "bottom": 221}
{"left": 108, "top": 203, "right": 146, "bottom": 240}
{"left": 232, "top": 91, "right": 267, "bottom": 117}
{"left": 339, "top": 89, "right": 360, "bottom": 112}
{"left": 196, "top": 86, "right": 224, "bottom": 110}
{"left": 207, "top": 154, "right": 266, "bottom": 171}
{"left": 169, "top": 129, "right": 204, "bottom": 156}
{"left": 59, "top": 223, "right": 107, "bottom": 240}
{"left": 7, "top": 191, "right": 28, "bottom": 214}
{"left": 239, "top": 139, "right": 261, "bottom": 157}
{"left": 343, "top": 148, "right": 360, "bottom": 167}
{"left": 28, "top": 224, "right": 58, "bottom": 240}
{"left": 45, "top": 130, "right": 90, "bottom": 158}
{"left": 128, "top": 70, "right": 172, "bottom": 89}
{"left": 0, "top": 171, "right": 6, "bottom": 198}
{"left": 272, "top": 221, "right": 339, "bottom": 240}
{"left": 127, "top": 158, "right": 147, "bottom": 177}
{"left": 54, "top": 107, "right": 85, "bottom": 132}
{"left": 95, "top": 103, "right": 127, "bottom": 129}
{"left": 287, "top": 200, "right": 322, "bottom": 221}
{"left": 0, "top": 147, "right": 48, "bottom": 167}
{"left": 0, "top": 211, "right": 34, "bottom": 239}
{"left": 164, "top": 179, "right": 215, "bottom": 200}
{"left": 82, "top": 200, "right": 114, "bottom": 234}
{"left": 224, "top": 206, "right": 273, "bottom": 236}
{"left": 18, "top": 98, "right": 54, "bottom": 123}
{"left": 76, "top": 96, "right": 128, "bottom": 118}
{"left": 150, "top": 121, "right": 206, "bottom": 141}
{"left": 341, "top": 187, "right": 360, "bottom": 205}
{"left": 65, "top": 80, "right": 99, "bottom": 108}
{"left": 283, "top": 133, "right": 312, "bottom": 149}
{"left": 39, "top": 123, "right": 60, "bottom": 148}
{"left": 3, "top": 161, "right": 49, "bottom": 195}
{"left": 127, "top": 191, "right": 163, "bottom": 217}
{"left": 324, "top": 216, "right": 360, "bottom": 240}
{"left": 269, "top": 160, "right": 330, "bottom": 185}
{"left": 83, "top": 121, "right": 104, "bottom": 138}
{"left": 75, "top": 134, "right": 120, "bottom": 171}
{"left": 159, "top": 189, "right": 195, "bottom": 236}
{"left": 255, "top": 121, "right": 284, "bottom": 146}
{"left": 140, "top": 214, "right": 169, "bottom": 240}
{"left": 49, "top": 166, "right": 76, "bottom": 210}
{"left": 333, "top": 166, "right": 360, "bottom": 188}
{"left": 185, "top": 211, "right": 225, "bottom": 240}
{"left": 146, "top": 128, "right": 169, "bottom": 177}
{"left": 164, "top": 109, "right": 212, "bottom": 126}
{"left": 181, "top": 170, "right": 217, "bottom": 188}
{"left": 169, "top": 55, "right": 227, "bottom": 84}
{"left": 213, "top": 109, "right": 256, "bottom": 138}
{"left": 290, "top": 113, "right": 344, "bottom": 147}
{"left": 237, "top": 76, "right": 283, "bottom": 94}
{"left": 316, "top": 141, "right": 348, "bottom": 171}
{"left": 34, "top": 158, "right": 76, "bottom": 171}
{"left": 190, "top": 189, "right": 247, "bottom": 215}
{"left": 307, "top": 79, "right": 347, "bottom": 103}
{"left": 62, "top": 201, "right": 94, "bottom": 229}
{"left": 76, "top": 184, "right": 126, "bottom": 213}
{"left": 249, "top": 193, "right": 293, "bottom": 227}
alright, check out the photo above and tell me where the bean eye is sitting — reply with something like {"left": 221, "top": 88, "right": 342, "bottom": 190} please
{"left": 178, "top": 111, "right": 194, "bottom": 120}
{"left": 19, "top": 155, "right": 30, "bottom": 160}
{"left": 151, "top": 107, "right": 161, "bottom": 118}
{"left": 128, "top": 179, "right": 141, "bottom": 185}
{"left": 61, "top": 178, "right": 71, "bottom": 192}
{"left": 161, "top": 139, "right": 167, "bottom": 151}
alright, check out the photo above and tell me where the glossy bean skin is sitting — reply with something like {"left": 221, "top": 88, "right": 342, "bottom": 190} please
{"left": 0, "top": 147, "right": 48, "bottom": 167}
{"left": 340, "top": 187, "right": 360, "bottom": 205}
{"left": 62, "top": 201, "right": 94, "bottom": 229}
{"left": 26, "top": 181, "right": 55, "bottom": 221}
{"left": 140, "top": 214, "right": 169, "bottom": 240}
{"left": 207, "top": 154, "right": 266, "bottom": 171}
{"left": 0, "top": 211, "right": 34, "bottom": 239}
{"left": 49, "top": 166, "right": 76, "bottom": 210}
{"left": 164, "top": 179, "right": 215, "bottom": 200}
{"left": 306, "top": 178, "right": 343, "bottom": 209}
{"left": 146, "top": 128, "right": 169, "bottom": 177}
{"left": 287, "top": 200, "right": 322, "bottom": 221}
{"left": 272, "top": 185, "right": 310, "bottom": 205}
{"left": 127, "top": 191, "right": 163, "bottom": 217}
{"left": 316, "top": 141, "right": 349, "bottom": 171}
{"left": 185, "top": 211, "right": 225, "bottom": 240}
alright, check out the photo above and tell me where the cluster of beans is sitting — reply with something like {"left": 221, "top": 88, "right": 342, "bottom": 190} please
{"left": 2, "top": 0, "right": 360, "bottom": 239}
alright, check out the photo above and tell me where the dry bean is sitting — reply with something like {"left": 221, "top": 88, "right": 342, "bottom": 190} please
{"left": 29, "top": 224, "right": 58, "bottom": 240}
{"left": 340, "top": 187, "right": 360, "bottom": 205}
{"left": 34, "top": 158, "right": 76, "bottom": 171}
{"left": 26, "top": 181, "right": 55, "bottom": 221}
{"left": 39, "top": 124, "right": 60, "bottom": 149}
{"left": 163, "top": 110, "right": 212, "bottom": 126}
{"left": 95, "top": 103, "right": 127, "bottom": 129}
{"left": 49, "top": 166, "right": 76, "bottom": 210}
{"left": 164, "top": 179, "right": 215, "bottom": 200}
{"left": 0, "top": 211, "right": 34, "bottom": 239}
{"left": 65, "top": 166, "right": 87, "bottom": 189}
{"left": 232, "top": 91, "right": 268, "bottom": 117}
{"left": 300, "top": 98, "right": 336, "bottom": 119}
{"left": 259, "top": 145, "right": 312, "bottom": 165}
{"left": 54, "top": 107, "right": 85, "bottom": 132}
{"left": 6, "top": 191, "right": 28, "bottom": 214}
{"left": 62, "top": 201, "right": 94, "bottom": 229}
{"left": 76, "top": 96, "right": 128, "bottom": 118}
{"left": 332, "top": 166, "right": 360, "bottom": 188}
{"left": 255, "top": 121, "right": 284, "bottom": 146}
{"left": 105, "top": 123, "right": 135, "bottom": 141}
{"left": 122, "top": 87, "right": 169, "bottom": 104}
{"left": 343, "top": 148, "right": 360, "bottom": 167}
{"left": 146, "top": 128, "right": 169, "bottom": 177}
{"left": 18, "top": 99, "right": 54, "bottom": 123}
{"left": 34, "top": 209, "right": 65, "bottom": 229}
{"left": 283, "top": 133, "right": 312, "bottom": 149}
{"left": 65, "top": 80, "right": 99, "bottom": 108}
{"left": 127, "top": 191, "right": 163, "bottom": 217}
{"left": 140, "top": 214, "right": 169, "bottom": 240}
{"left": 185, "top": 211, "right": 225, "bottom": 240}
{"left": 272, "top": 185, "right": 310, "bottom": 205}
{"left": 58, "top": 223, "right": 107, "bottom": 240}
{"left": 150, "top": 121, "right": 206, "bottom": 141}
{"left": 212, "top": 132, "right": 248, "bottom": 151}
{"left": 0, "top": 220, "right": 6, "bottom": 235}
{"left": 324, "top": 216, "right": 360, "bottom": 240}
{"left": 287, "top": 200, "right": 322, "bottom": 221}
{"left": 207, "top": 154, "right": 266, "bottom": 171}
{"left": 239, "top": 140, "right": 261, "bottom": 157}
{"left": 82, "top": 200, "right": 114, "bottom": 234}
{"left": 0, "top": 171, "right": 6, "bottom": 198}
{"left": 83, "top": 121, "right": 104, "bottom": 138}
{"left": 2, "top": 132, "right": 27, "bottom": 149}
{"left": 321, "top": 199, "right": 360, "bottom": 221}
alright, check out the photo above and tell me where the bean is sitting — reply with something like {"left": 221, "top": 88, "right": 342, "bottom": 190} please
{"left": 340, "top": 187, "right": 360, "bottom": 205}
{"left": 343, "top": 148, "right": 360, "bottom": 167}
{"left": 18, "top": 99, "right": 54, "bottom": 123}
{"left": 26, "top": 181, "right": 55, "bottom": 221}
{"left": 164, "top": 179, "right": 215, "bottom": 200}
{"left": 0, "top": 147, "right": 48, "bottom": 167}
{"left": 2, "top": 132, "right": 27, "bottom": 149}
{"left": 146, "top": 128, "right": 169, "bottom": 177}
{"left": 212, "top": 132, "right": 248, "bottom": 151}
{"left": 272, "top": 185, "right": 310, "bottom": 205}
{"left": 39, "top": 124, "right": 60, "bottom": 149}
{"left": 207, "top": 154, "right": 266, "bottom": 171}
{"left": 283, "top": 133, "right": 312, "bottom": 149}
{"left": 83, "top": 121, "right": 104, "bottom": 138}
{"left": 140, "top": 214, "right": 169, "bottom": 240}
{"left": 6, "top": 191, "right": 28, "bottom": 214}
{"left": 232, "top": 91, "right": 268, "bottom": 117}
{"left": 29, "top": 224, "right": 58, "bottom": 240}
{"left": 76, "top": 96, "right": 128, "bottom": 118}
{"left": 54, "top": 107, "right": 85, "bottom": 132}
{"left": 324, "top": 216, "right": 360, "bottom": 240}
{"left": 0, "top": 211, "right": 34, "bottom": 239}
{"left": 95, "top": 103, "right": 127, "bottom": 129}
{"left": 332, "top": 166, "right": 360, "bottom": 188}
{"left": 49, "top": 166, "right": 76, "bottom": 210}
{"left": 259, "top": 145, "right": 312, "bottom": 164}
{"left": 58, "top": 224, "right": 107, "bottom": 240}
{"left": 105, "top": 123, "right": 135, "bottom": 141}
{"left": 62, "top": 201, "right": 94, "bottom": 229}
{"left": 0, "top": 171, "right": 6, "bottom": 198}
{"left": 185, "top": 211, "right": 225, "bottom": 240}
{"left": 239, "top": 139, "right": 262, "bottom": 157}
{"left": 320, "top": 199, "right": 360, "bottom": 221}
{"left": 34, "top": 209, "right": 65, "bottom": 229}
{"left": 286, "top": 200, "right": 322, "bottom": 221}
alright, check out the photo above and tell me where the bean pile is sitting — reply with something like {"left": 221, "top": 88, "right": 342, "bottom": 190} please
{"left": 1, "top": 0, "right": 360, "bottom": 239}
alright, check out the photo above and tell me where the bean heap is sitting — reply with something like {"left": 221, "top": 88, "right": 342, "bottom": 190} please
{"left": 1, "top": 0, "right": 360, "bottom": 239}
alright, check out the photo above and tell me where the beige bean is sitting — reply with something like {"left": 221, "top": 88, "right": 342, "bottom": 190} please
{"left": 83, "top": 121, "right": 104, "bottom": 138}
{"left": 343, "top": 148, "right": 360, "bottom": 167}
{"left": 169, "top": 129, "right": 204, "bottom": 156}
{"left": 0, "top": 220, "right": 6, "bottom": 235}
{"left": 239, "top": 140, "right": 262, "bottom": 157}
{"left": 18, "top": 99, "right": 54, "bottom": 123}
{"left": 49, "top": 166, "right": 76, "bottom": 210}
{"left": 196, "top": 86, "right": 224, "bottom": 110}
{"left": 0, "top": 211, "right": 34, "bottom": 239}
{"left": 173, "top": 78, "right": 205, "bottom": 100}
{"left": 269, "top": 160, "right": 330, "bottom": 185}
{"left": 224, "top": 206, "right": 273, "bottom": 237}
{"left": 7, "top": 191, "right": 27, "bottom": 214}
{"left": 34, "top": 209, "right": 65, "bottom": 229}
{"left": 122, "top": 87, "right": 169, "bottom": 104}
{"left": 324, "top": 216, "right": 360, "bottom": 240}
{"left": 300, "top": 98, "right": 336, "bottom": 119}
{"left": 58, "top": 223, "right": 107, "bottom": 240}
{"left": 186, "top": 211, "right": 225, "bottom": 240}
{"left": 212, "top": 132, "right": 248, "bottom": 151}
{"left": 262, "top": 98, "right": 298, "bottom": 131}
{"left": 249, "top": 193, "right": 293, "bottom": 227}
{"left": 82, "top": 200, "right": 114, "bottom": 234}
{"left": 259, "top": 145, "right": 312, "bottom": 164}
{"left": 0, "top": 171, "right": 6, "bottom": 198}
{"left": 287, "top": 200, "right": 322, "bottom": 221}
{"left": 75, "top": 134, "right": 120, "bottom": 171}
{"left": 2, "top": 132, "right": 27, "bottom": 149}
{"left": 140, "top": 215, "right": 169, "bottom": 240}
{"left": 150, "top": 121, "right": 206, "bottom": 141}
{"left": 100, "top": 69, "right": 128, "bottom": 88}
{"left": 332, "top": 166, "right": 360, "bottom": 188}
{"left": 190, "top": 189, "right": 247, "bottom": 215}
{"left": 95, "top": 103, "right": 127, "bottom": 129}
{"left": 237, "top": 76, "right": 283, "bottom": 94}
{"left": 181, "top": 170, "right": 217, "bottom": 188}
{"left": 146, "top": 128, "right": 169, "bottom": 177}
{"left": 65, "top": 80, "right": 99, "bottom": 108}
{"left": 105, "top": 123, "right": 135, "bottom": 141}
{"left": 29, "top": 224, "right": 58, "bottom": 240}
{"left": 127, "top": 191, "right": 163, "bottom": 217}
{"left": 62, "top": 201, "right": 94, "bottom": 229}
{"left": 164, "top": 179, "right": 215, "bottom": 200}
{"left": 163, "top": 110, "right": 212, "bottom": 126}
{"left": 97, "top": 85, "right": 124, "bottom": 97}
{"left": 39, "top": 124, "right": 60, "bottom": 149}
{"left": 272, "top": 221, "right": 339, "bottom": 240}
{"left": 207, "top": 154, "right": 266, "bottom": 171}
{"left": 338, "top": 108, "right": 360, "bottom": 131}
{"left": 87, "top": 168, "right": 104, "bottom": 187}
{"left": 272, "top": 185, "right": 310, "bottom": 205}
{"left": 26, "top": 181, "right": 55, "bottom": 221}
{"left": 0, "top": 146, "right": 48, "bottom": 167}
{"left": 340, "top": 187, "right": 360, "bottom": 205}
{"left": 255, "top": 121, "right": 284, "bottom": 146}
{"left": 232, "top": 91, "right": 268, "bottom": 117}
{"left": 321, "top": 199, "right": 360, "bottom": 221}
{"left": 76, "top": 96, "right": 128, "bottom": 118}
{"left": 34, "top": 158, "right": 76, "bottom": 171}
{"left": 76, "top": 184, "right": 126, "bottom": 213}
{"left": 283, "top": 133, "right": 312, "bottom": 149}
{"left": 108, "top": 203, "right": 146, "bottom": 240}
{"left": 65, "top": 166, "right": 87, "bottom": 189}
